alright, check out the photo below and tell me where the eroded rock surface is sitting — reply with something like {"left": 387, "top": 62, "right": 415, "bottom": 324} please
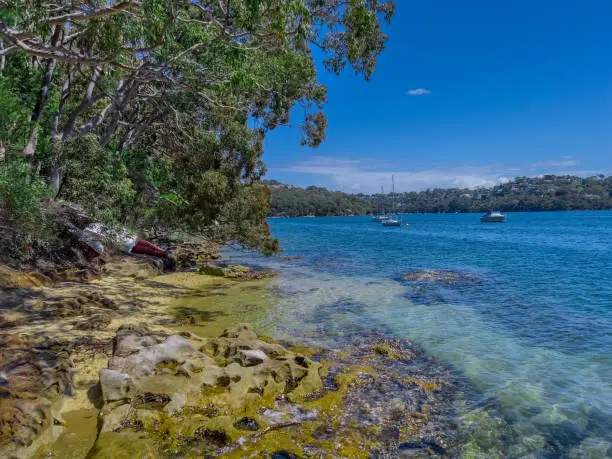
{"left": 0, "top": 265, "right": 52, "bottom": 289}
{"left": 92, "top": 323, "right": 323, "bottom": 457}
{"left": 0, "top": 334, "right": 74, "bottom": 458}
{"left": 89, "top": 324, "right": 457, "bottom": 458}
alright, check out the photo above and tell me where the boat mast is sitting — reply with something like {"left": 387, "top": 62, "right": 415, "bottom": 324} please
{"left": 392, "top": 175, "right": 396, "bottom": 214}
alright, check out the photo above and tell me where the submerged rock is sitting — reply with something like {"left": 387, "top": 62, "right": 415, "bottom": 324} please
{"left": 402, "top": 269, "right": 483, "bottom": 286}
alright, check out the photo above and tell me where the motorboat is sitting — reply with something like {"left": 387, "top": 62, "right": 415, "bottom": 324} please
{"left": 382, "top": 216, "right": 401, "bottom": 226}
{"left": 480, "top": 211, "right": 506, "bottom": 223}
{"left": 371, "top": 215, "right": 389, "bottom": 222}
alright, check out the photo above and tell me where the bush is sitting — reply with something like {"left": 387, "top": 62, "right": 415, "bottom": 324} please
{"left": 55, "top": 135, "right": 136, "bottom": 225}
{"left": 0, "top": 158, "right": 56, "bottom": 262}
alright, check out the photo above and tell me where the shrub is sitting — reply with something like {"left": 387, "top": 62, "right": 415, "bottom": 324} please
{"left": 0, "top": 158, "right": 56, "bottom": 262}
{"left": 54, "top": 135, "right": 136, "bottom": 225}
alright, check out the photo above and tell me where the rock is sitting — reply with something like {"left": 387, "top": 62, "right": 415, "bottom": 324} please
{"left": 224, "top": 264, "right": 251, "bottom": 278}
{"left": 99, "top": 403, "right": 133, "bottom": 432}
{"left": 102, "top": 257, "right": 164, "bottom": 279}
{"left": 236, "top": 349, "right": 269, "bottom": 367}
{"left": 272, "top": 451, "right": 302, "bottom": 459}
{"left": 220, "top": 323, "right": 258, "bottom": 340}
{"left": 74, "top": 312, "right": 113, "bottom": 330}
{"left": 402, "top": 269, "right": 482, "bottom": 286}
{"left": 0, "top": 265, "right": 50, "bottom": 288}
{"left": 100, "top": 297, "right": 119, "bottom": 310}
{"left": 172, "top": 242, "right": 220, "bottom": 269}
{"left": 90, "top": 323, "right": 323, "bottom": 456}
{"left": 0, "top": 339, "right": 73, "bottom": 458}
{"left": 99, "top": 369, "right": 138, "bottom": 402}
{"left": 398, "top": 440, "right": 446, "bottom": 456}
{"left": 25, "top": 271, "right": 53, "bottom": 287}
{"left": 109, "top": 334, "right": 206, "bottom": 378}
{"left": 197, "top": 263, "right": 277, "bottom": 280}
{"left": 233, "top": 417, "right": 260, "bottom": 431}
{"left": 197, "top": 264, "right": 226, "bottom": 277}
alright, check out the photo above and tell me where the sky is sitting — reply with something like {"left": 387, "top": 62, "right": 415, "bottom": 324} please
{"left": 262, "top": 0, "right": 612, "bottom": 194}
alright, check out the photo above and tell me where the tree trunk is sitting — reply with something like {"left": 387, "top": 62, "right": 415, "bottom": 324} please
{"left": 62, "top": 65, "right": 101, "bottom": 138}
{"left": 22, "top": 26, "right": 62, "bottom": 159}
{"left": 0, "top": 38, "right": 5, "bottom": 74}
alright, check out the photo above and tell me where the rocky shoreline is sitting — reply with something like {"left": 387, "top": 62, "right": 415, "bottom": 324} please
{"left": 1, "top": 254, "right": 459, "bottom": 458}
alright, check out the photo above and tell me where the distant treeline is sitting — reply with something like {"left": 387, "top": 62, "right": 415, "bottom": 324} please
{"left": 265, "top": 181, "right": 372, "bottom": 217}
{"left": 265, "top": 175, "right": 612, "bottom": 217}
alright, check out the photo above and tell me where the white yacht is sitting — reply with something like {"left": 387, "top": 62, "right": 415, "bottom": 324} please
{"left": 480, "top": 211, "right": 506, "bottom": 223}
{"left": 382, "top": 217, "right": 401, "bottom": 227}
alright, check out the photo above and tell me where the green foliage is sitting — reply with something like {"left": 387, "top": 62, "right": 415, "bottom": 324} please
{"left": 0, "top": 0, "right": 395, "bottom": 255}
{"left": 0, "top": 158, "right": 51, "bottom": 223}
{"left": 55, "top": 135, "right": 136, "bottom": 223}
{"left": 268, "top": 175, "right": 612, "bottom": 217}
{"left": 218, "top": 183, "right": 280, "bottom": 255}
{"left": 0, "top": 158, "right": 56, "bottom": 261}
{"left": 267, "top": 182, "right": 374, "bottom": 217}
{"left": 361, "top": 175, "right": 612, "bottom": 213}
{"left": 0, "top": 76, "right": 33, "bottom": 153}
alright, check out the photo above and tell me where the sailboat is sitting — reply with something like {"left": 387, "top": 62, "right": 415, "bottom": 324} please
{"left": 371, "top": 186, "right": 389, "bottom": 222}
{"left": 382, "top": 176, "right": 402, "bottom": 226}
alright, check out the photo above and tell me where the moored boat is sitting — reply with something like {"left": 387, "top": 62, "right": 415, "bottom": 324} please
{"left": 382, "top": 216, "right": 401, "bottom": 226}
{"left": 480, "top": 211, "right": 506, "bottom": 223}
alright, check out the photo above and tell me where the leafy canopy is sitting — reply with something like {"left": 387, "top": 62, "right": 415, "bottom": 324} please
{"left": 0, "top": 0, "right": 395, "bottom": 253}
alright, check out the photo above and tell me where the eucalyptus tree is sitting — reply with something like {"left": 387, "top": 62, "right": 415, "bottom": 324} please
{"left": 0, "top": 0, "right": 395, "bottom": 251}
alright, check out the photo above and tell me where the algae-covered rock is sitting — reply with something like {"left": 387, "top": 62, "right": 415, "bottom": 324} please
{"left": 73, "top": 311, "right": 113, "bottom": 330}
{"left": 0, "top": 264, "right": 52, "bottom": 288}
{"left": 92, "top": 323, "right": 323, "bottom": 457}
{"left": 197, "top": 263, "right": 277, "bottom": 280}
{"left": 198, "top": 264, "right": 227, "bottom": 277}
{"left": 99, "top": 369, "right": 138, "bottom": 403}
{"left": 172, "top": 242, "right": 221, "bottom": 269}
{"left": 0, "top": 335, "right": 74, "bottom": 458}
{"left": 90, "top": 325, "right": 456, "bottom": 458}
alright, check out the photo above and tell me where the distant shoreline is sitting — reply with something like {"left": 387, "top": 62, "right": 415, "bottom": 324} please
{"left": 266, "top": 175, "right": 612, "bottom": 217}
{"left": 268, "top": 208, "right": 612, "bottom": 218}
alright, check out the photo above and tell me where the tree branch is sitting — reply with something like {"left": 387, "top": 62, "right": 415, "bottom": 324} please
{"left": 48, "top": 1, "right": 143, "bottom": 24}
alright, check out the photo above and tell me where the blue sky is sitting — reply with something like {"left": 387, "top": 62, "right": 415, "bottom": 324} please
{"left": 262, "top": 0, "right": 612, "bottom": 193}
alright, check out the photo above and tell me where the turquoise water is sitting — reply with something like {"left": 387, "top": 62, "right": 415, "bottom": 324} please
{"left": 227, "top": 212, "right": 612, "bottom": 457}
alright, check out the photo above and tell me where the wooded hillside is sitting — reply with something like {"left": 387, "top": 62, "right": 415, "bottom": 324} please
{"left": 267, "top": 175, "right": 612, "bottom": 217}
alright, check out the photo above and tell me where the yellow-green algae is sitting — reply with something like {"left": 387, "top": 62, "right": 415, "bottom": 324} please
{"left": 159, "top": 272, "right": 280, "bottom": 338}
{"left": 21, "top": 261, "right": 277, "bottom": 458}
{"left": 221, "top": 364, "right": 381, "bottom": 459}
{"left": 12, "top": 261, "right": 446, "bottom": 459}
{"left": 87, "top": 322, "right": 329, "bottom": 458}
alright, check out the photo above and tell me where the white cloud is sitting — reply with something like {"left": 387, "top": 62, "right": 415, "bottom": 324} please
{"left": 277, "top": 155, "right": 606, "bottom": 194}
{"left": 280, "top": 156, "right": 507, "bottom": 193}
{"left": 530, "top": 156, "right": 578, "bottom": 168}
{"left": 407, "top": 88, "right": 430, "bottom": 96}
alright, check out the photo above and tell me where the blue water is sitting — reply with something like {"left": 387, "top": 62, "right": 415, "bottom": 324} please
{"left": 227, "top": 212, "right": 612, "bottom": 457}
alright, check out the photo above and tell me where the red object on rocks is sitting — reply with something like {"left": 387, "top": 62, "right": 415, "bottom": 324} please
{"left": 131, "top": 239, "right": 168, "bottom": 259}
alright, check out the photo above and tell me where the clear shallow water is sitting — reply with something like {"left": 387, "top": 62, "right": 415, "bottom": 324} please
{"left": 226, "top": 212, "right": 612, "bottom": 457}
